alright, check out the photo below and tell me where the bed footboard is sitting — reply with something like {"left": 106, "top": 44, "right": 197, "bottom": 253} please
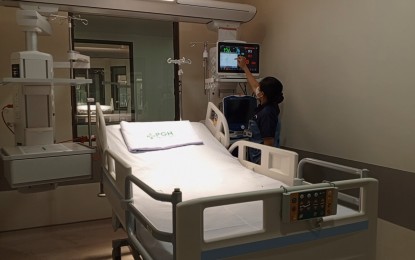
{"left": 175, "top": 178, "right": 378, "bottom": 260}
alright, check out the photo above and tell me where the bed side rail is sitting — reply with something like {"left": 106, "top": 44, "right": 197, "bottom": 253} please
{"left": 124, "top": 174, "right": 182, "bottom": 260}
{"left": 204, "top": 101, "right": 230, "bottom": 148}
{"left": 297, "top": 158, "right": 370, "bottom": 180}
{"left": 297, "top": 158, "right": 370, "bottom": 208}
{"left": 175, "top": 177, "right": 378, "bottom": 260}
{"left": 228, "top": 140, "right": 298, "bottom": 186}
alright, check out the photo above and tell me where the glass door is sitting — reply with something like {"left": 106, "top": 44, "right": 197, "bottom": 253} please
{"left": 72, "top": 14, "right": 176, "bottom": 127}
{"left": 72, "top": 40, "right": 134, "bottom": 138}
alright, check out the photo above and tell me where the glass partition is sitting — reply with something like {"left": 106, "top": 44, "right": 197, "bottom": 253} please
{"left": 72, "top": 41, "right": 133, "bottom": 137}
{"left": 72, "top": 14, "right": 176, "bottom": 138}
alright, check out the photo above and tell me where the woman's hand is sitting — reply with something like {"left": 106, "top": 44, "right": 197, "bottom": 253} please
{"left": 236, "top": 55, "right": 259, "bottom": 92}
{"left": 237, "top": 56, "right": 248, "bottom": 70}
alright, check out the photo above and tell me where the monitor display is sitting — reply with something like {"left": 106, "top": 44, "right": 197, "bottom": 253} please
{"left": 217, "top": 41, "right": 260, "bottom": 78}
{"left": 223, "top": 95, "right": 257, "bottom": 133}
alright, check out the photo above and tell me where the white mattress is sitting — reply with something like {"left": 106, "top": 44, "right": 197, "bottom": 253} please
{"left": 106, "top": 122, "right": 288, "bottom": 259}
{"left": 106, "top": 122, "right": 285, "bottom": 201}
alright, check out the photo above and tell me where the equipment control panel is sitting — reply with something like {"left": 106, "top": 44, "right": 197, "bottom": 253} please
{"left": 282, "top": 187, "right": 338, "bottom": 223}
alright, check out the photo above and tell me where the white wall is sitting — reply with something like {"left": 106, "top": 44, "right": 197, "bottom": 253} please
{"left": 235, "top": 0, "right": 415, "bottom": 172}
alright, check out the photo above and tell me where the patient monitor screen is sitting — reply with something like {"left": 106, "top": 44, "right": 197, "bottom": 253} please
{"left": 217, "top": 42, "right": 260, "bottom": 77}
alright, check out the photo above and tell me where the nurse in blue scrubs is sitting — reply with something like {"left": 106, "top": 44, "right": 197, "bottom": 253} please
{"left": 237, "top": 56, "right": 284, "bottom": 163}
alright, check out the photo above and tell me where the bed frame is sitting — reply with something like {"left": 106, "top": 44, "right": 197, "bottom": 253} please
{"left": 95, "top": 102, "right": 378, "bottom": 260}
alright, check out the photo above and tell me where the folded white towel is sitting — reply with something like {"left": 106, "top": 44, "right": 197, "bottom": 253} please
{"left": 120, "top": 120, "right": 203, "bottom": 152}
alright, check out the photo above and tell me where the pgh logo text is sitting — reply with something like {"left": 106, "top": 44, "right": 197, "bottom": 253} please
{"left": 146, "top": 131, "right": 174, "bottom": 140}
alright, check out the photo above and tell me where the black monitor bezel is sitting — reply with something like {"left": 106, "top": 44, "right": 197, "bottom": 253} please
{"left": 217, "top": 41, "right": 260, "bottom": 77}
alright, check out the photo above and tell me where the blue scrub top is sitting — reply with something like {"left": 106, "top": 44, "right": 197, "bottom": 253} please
{"left": 255, "top": 104, "right": 279, "bottom": 139}
{"left": 248, "top": 104, "right": 280, "bottom": 163}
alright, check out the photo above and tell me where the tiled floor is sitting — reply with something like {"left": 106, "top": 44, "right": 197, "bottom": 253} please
{"left": 376, "top": 219, "right": 415, "bottom": 260}
{"left": 0, "top": 218, "right": 414, "bottom": 260}
{"left": 0, "top": 219, "right": 133, "bottom": 260}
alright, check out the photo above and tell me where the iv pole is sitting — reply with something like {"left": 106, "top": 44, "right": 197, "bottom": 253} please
{"left": 167, "top": 57, "right": 191, "bottom": 120}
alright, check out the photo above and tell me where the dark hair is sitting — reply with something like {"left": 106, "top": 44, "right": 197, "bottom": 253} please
{"left": 259, "top": 76, "right": 284, "bottom": 104}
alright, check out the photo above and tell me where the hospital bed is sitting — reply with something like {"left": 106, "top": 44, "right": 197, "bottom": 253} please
{"left": 95, "top": 102, "right": 378, "bottom": 260}
{"left": 77, "top": 98, "right": 114, "bottom": 115}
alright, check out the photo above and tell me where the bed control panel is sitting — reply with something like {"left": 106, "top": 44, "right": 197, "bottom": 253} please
{"left": 282, "top": 187, "right": 338, "bottom": 223}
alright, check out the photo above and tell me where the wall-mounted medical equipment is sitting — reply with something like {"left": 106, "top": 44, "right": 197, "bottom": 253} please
{"left": 10, "top": 8, "right": 55, "bottom": 146}
{"left": 207, "top": 41, "right": 260, "bottom": 83}
{"left": 0, "top": 4, "right": 94, "bottom": 190}
{"left": 205, "top": 41, "right": 261, "bottom": 108}
{"left": 4, "top": 6, "right": 91, "bottom": 146}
